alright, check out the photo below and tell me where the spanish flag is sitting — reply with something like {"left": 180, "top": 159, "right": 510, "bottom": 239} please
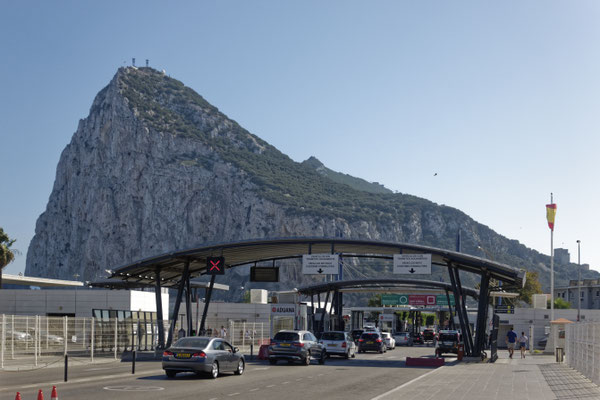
{"left": 546, "top": 203, "right": 557, "bottom": 231}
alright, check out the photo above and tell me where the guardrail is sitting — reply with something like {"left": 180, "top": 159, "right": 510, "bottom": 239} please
{"left": 565, "top": 322, "right": 600, "bottom": 385}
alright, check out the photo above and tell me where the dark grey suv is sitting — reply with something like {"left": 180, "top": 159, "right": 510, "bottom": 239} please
{"left": 268, "top": 330, "right": 326, "bottom": 365}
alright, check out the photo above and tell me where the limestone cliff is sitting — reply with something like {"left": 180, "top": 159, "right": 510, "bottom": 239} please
{"left": 25, "top": 67, "right": 588, "bottom": 292}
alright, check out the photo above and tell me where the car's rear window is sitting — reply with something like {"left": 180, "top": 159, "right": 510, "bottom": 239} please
{"left": 173, "top": 338, "right": 209, "bottom": 348}
{"left": 398, "top": 333, "right": 409, "bottom": 337}
{"left": 361, "top": 333, "right": 379, "bottom": 339}
{"left": 273, "top": 332, "right": 300, "bottom": 341}
{"left": 322, "top": 332, "right": 345, "bottom": 341}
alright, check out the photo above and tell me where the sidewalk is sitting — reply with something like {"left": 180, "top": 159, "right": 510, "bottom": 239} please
{"left": 378, "top": 351, "right": 600, "bottom": 400}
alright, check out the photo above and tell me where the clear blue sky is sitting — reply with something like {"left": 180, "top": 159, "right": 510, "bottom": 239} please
{"left": 1, "top": 1, "right": 599, "bottom": 277}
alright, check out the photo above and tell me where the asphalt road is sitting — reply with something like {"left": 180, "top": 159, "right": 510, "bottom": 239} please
{"left": 0, "top": 345, "right": 443, "bottom": 400}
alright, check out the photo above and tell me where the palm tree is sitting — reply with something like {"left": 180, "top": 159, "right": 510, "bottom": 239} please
{"left": 0, "top": 227, "right": 18, "bottom": 289}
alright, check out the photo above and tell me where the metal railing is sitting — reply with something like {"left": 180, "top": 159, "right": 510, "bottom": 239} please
{"left": 566, "top": 322, "right": 600, "bottom": 385}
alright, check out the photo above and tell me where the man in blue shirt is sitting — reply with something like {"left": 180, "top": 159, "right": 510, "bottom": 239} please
{"left": 506, "top": 328, "right": 517, "bottom": 358}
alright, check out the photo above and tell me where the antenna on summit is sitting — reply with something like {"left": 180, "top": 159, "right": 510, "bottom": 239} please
{"left": 146, "top": 59, "right": 149, "bottom": 67}
{"left": 132, "top": 58, "right": 136, "bottom": 67}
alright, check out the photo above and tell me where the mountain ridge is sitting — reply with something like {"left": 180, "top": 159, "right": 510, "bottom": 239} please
{"left": 25, "top": 67, "right": 595, "bottom": 299}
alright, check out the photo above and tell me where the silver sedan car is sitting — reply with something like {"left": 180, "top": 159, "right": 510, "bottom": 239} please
{"left": 162, "top": 337, "right": 245, "bottom": 379}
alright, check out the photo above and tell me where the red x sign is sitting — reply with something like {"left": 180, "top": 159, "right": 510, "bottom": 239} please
{"left": 207, "top": 257, "right": 225, "bottom": 275}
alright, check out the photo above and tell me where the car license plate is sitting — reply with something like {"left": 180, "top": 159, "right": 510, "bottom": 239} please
{"left": 328, "top": 344, "right": 337, "bottom": 347}
{"left": 281, "top": 343, "right": 291, "bottom": 347}
{"left": 177, "top": 353, "right": 191, "bottom": 358}
{"left": 367, "top": 341, "right": 373, "bottom": 344}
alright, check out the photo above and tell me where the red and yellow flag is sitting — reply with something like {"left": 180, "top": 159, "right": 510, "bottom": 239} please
{"left": 546, "top": 203, "right": 557, "bottom": 231}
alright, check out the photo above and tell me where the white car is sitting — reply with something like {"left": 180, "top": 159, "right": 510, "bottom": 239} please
{"left": 381, "top": 332, "right": 395, "bottom": 350}
{"left": 320, "top": 331, "right": 356, "bottom": 359}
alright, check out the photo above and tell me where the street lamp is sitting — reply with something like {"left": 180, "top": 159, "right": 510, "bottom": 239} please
{"left": 577, "top": 240, "right": 581, "bottom": 322}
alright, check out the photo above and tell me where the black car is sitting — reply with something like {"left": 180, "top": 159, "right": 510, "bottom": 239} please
{"left": 436, "top": 330, "right": 462, "bottom": 356}
{"left": 351, "top": 329, "right": 364, "bottom": 344}
{"left": 357, "top": 332, "right": 386, "bottom": 353}
{"left": 411, "top": 332, "right": 424, "bottom": 345}
{"left": 422, "top": 329, "right": 435, "bottom": 342}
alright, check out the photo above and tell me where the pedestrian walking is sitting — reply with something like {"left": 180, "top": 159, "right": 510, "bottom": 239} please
{"left": 519, "top": 331, "right": 528, "bottom": 359}
{"left": 506, "top": 328, "right": 517, "bottom": 358}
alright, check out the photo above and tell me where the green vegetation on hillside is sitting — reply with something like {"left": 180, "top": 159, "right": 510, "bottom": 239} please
{"left": 118, "top": 68, "right": 438, "bottom": 223}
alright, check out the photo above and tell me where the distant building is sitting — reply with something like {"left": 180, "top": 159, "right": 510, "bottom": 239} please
{"left": 555, "top": 279, "right": 600, "bottom": 309}
{"left": 554, "top": 248, "right": 570, "bottom": 265}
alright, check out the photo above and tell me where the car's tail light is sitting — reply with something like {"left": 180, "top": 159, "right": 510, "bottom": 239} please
{"left": 163, "top": 351, "right": 173, "bottom": 356}
{"left": 192, "top": 351, "right": 206, "bottom": 358}
{"left": 358, "top": 339, "right": 364, "bottom": 342}
{"left": 270, "top": 339, "right": 276, "bottom": 345}
{"left": 293, "top": 342, "right": 304, "bottom": 347}
{"left": 342, "top": 342, "right": 347, "bottom": 348}
{"left": 376, "top": 339, "right": 382, "bottom": 343}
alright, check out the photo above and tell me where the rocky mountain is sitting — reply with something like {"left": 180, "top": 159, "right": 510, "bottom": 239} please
{"left": 26, "top": 67, "right": 595, "bottom": 299}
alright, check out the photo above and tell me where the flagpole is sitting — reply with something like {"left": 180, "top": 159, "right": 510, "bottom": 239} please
{"left": 550, "top": 193, "right": 554, "bottom": 322}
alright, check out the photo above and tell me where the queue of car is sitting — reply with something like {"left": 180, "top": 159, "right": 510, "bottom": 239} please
{"left": 161, "top": 326, "right": 454, "bottom": 379}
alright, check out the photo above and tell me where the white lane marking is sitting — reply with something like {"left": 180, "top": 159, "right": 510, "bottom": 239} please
{"left": 86, "top": 367, "right": 112, "bottom": 371}
{"left": 251, "top": 367, "right": 270, "bottom": 371}
{"left": 103, "top": 386, "right": 164, "bottom": 392}
{"left": 307, "top": 376, "right": 313, "bottom": 379}
{"left": 295, "top": 378, "right": 302, "bottom": 381}
{"left": 266, "top": 384, "right": 276, "bottom": 388}
{"left": 282, "top": 381, "right": 290, "bottom": 384}
{"left": 250, "top": 388, "right": 260, "bottom": 392}
{"left": 228, "top": 393, "right": 240, "bottom": 397}
{"left": 208, "top": 398, "right": 218, "bottom": 400}
{"left": 369, "top": 367, "right": 443, "bottom": 400}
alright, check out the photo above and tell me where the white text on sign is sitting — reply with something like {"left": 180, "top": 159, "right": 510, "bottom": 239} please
{"left": 393, "top": 254, "right": 432, "bottom": 275}
{"left": 302, "top": 254, "right": 339, "bottom": 275}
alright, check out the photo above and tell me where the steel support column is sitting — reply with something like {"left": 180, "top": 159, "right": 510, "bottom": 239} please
{"left": 320, "top": 291, "right": 331, "bottom": 332}
{"left": 311, "top": 294, "right": 316, "bottom": 332}
{"left": 155, "top": 268, "right": 165, "bottom": 349}
{"left": 444, "top": 289, "right": 455, "bottom": 330}
{"left": 448, "top": 263, "right": 472, "bottom": 356}
{"left": 166, "top": 259, "right": 190, "bottom": 348}
{"left": 199, "top": 274, "right": 216, "bottom": 335}
{"left": 473, "top": 271, "right": 491, "bottom": 358}
{"left": 185, "top": 276, "right": 192, "bottom": 335}
{"left": 454, "top": 265, "right": 474, "bottom": 354}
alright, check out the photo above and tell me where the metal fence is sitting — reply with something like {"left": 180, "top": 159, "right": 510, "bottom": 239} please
{"left": 0, "top": 314, "right": 169, "bottom": 370}
{"left": 226, "top": 321, "right": 269, "bottom": 354}
{"left": 0, "top": 315, "right": 269, "bottom": 370}
{"left": 566, "top": 322, "right": 600, "bottom": 385}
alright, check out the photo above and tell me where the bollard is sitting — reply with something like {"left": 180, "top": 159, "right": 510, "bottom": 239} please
{"left": 250, "top": 343, "right": 254, "bottom": 360}
{"left": 132, "top": 350, "right": 136, "bottom": 374}
{"left": 64, "top": 354, "right": 68, "bottom": 382}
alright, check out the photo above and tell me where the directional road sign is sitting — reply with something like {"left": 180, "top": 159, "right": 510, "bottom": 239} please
{"left": 393, "top": 254, "right": 432, "bottom": 275}
{"left": 302, "top": 254, "right": 339, "bottom": 275}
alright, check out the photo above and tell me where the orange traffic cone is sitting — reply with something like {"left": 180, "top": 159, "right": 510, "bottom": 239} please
{"left": 15, "top": 392, "right": 22, "bottom": 400}
{"left": 51, "top": 386, "right": 58, "bottom": 400}
{"left": 37, "top": 389, "right": 44, "bottom": 400}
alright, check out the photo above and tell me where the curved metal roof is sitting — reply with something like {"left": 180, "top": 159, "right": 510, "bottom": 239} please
{"left": 99, "top": 237, "right": 525, "bottom": 288}
{"left": 297, "top": 278, "right": 479, "bottom": 298}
